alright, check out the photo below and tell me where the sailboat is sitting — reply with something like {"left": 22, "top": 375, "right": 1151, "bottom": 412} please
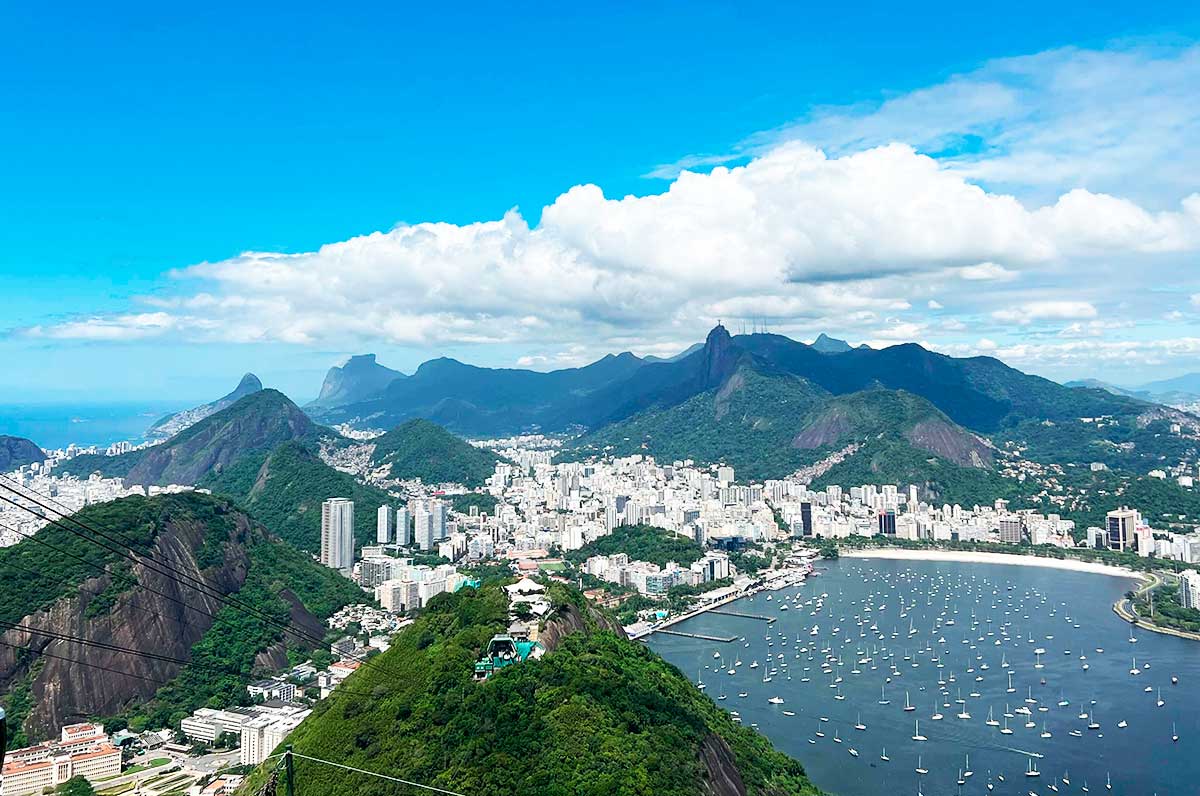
{"left": 696, "top": 669, "right": 705, "bottom": 690}
{"left": 931, "top": 700, "right": 944, "bottom": 721}
{"left": 1173, "top": 722, "right": 1180, "bottom": 742}
{"left": 904, "top": 690, "right": 915, "bottom": 711}
{"left": 912, "top": 719, "right": 927, "bottom": 741}
{"left": 879, "top": 684, "right": 890, "bottom": 705}
{"left": 880, "top": 746, "right": 889, "bottom": 762}
{"left": 915, "top": 755, "right": 928, "bottom": 775}
{"left": 1026, "top": 758, "right": 1040, "bottom": 778}
{"left": 854, "top": 712, "right": 866, "bottom": 731}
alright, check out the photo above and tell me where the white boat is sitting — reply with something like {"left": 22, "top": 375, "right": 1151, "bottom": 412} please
{"left": 912, "top": 719, "right": 927, "bottom": 742}
{"left": 768, "top": 696, "right": 784, "bottom": 705}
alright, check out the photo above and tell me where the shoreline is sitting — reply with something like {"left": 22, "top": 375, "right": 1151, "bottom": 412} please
{"left": 841, "top": 547, "right": 1140, "bottom": 580}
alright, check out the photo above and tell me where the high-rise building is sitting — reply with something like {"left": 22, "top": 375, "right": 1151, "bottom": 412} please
{"left": 1180, "top": 570, "right": 1200, "bottom": 610}
{"left": 376, "top": 504, "right": 394, "bottom": 544}
{"left": 800, "top": 502, "right": 813, "bottom": 537}
{"left": 998, "top": 514, "right": 1023, "bottom": 544}
{"left": 431, "top": 498, "right": 447, "bottom": 540}
{"left": 717, "top": 466, "right": 735, "bottom": 486}
{"left": 394, "top": 506, "right": 411, "bottom": 546}
{"left": 321, "top": 498, "right": 355, "bottom": 571}
{"left": 878, "top": 509, "right": 896, "bottom": 536}
{"left": 414, "top": 505, "right": 435, "bottom": 551}
{"left": 1106, "top": 507, "right": 1140, "bottom": 552}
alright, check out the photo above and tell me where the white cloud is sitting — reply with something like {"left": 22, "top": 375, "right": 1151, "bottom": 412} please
{"left": 683, "top": 44, "right": 1200, "bottom": 208}
{"left": 32, "top": 141, "right": 1200, "bottom": 350}
{"left": 956, "top": 262, "right": 1019, "bottom": 281}
{"left": 927, "top": 299, "right": 944, "bottom": 310}
{"left": 992, "top": 300, "right": 1098, "bottom": 324}
{"left": 27, "top": 312, "right": 177, "bottom": 341}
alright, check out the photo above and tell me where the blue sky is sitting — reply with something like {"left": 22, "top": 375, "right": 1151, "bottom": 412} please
{"left": 4, "top": 1, "right": 1200, "bottom": 403}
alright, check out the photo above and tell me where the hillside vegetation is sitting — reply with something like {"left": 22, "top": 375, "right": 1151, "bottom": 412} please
{"left": 203, "top": 441, "right": 393, "bottom": 553}
{"left": 241, "top": 584, "right": 821, "bottom": 796}
{"left": 565, "top": 523, "right": 704, "bottom": 568}
{"left": 60, "top": 390, "right": 324, "bottom": 485}
{"left": 0, "top": 492, "right": 362, "bottom": 745}
{"left": 370, "top": 418, "right": 500, "bottom": 486}
{"left": 0, "top": 435, "right": 46, "bottom": 470}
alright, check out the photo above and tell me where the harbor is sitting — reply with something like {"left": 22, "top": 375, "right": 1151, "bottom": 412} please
{"left": 649, "top": 556, "right": 1198, "bottom": 795}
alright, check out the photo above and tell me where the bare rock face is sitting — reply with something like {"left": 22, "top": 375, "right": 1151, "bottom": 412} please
{"left": 905, "top": 418, "right": 993, "bottom": 468}
{"left": 539, "top": 602, "right": 627, "bottom": 653}
{"left": 0, "top": 505, "right": 337, "bottom": 741}
{"left": 0, "top": 513, "right": 251, "bottom": 735}
{"left": 698, "top": 733, "right": 748, "bottom": 796}
{"left": 792, "top": 408, "right": 852, "bottom": 449}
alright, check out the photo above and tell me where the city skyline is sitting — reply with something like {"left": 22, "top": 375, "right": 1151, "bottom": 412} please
{"left": 3, "top": 4, "right": 1200, "bottom": 401}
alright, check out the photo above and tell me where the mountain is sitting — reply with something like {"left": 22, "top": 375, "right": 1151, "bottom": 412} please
{"left": 316, "top": 325, "right": 1150, "bottom": 441}
{"left": 310, "top": 350, "right": 648, "bottom": 433}
{"left": 61, "top": 390, "right": 324, "bottom": 486}
{"left": 574, "top": 349, "right": 1000, "bottom": 501}
{"left": 0, "top": 492, "right": 362, "bottom": 746}
{"left": 369, "top": 418, "right": 501, "bottom": 486}
{"left": 0, "top": 436, "right": 46, "bottom": 470}
{"left": 202, "top": 441, "right": 393, "bottom": 553}
{"left": 308, "top": 354, "right": 406, "bottom": 410}
{"left": 809, "top": 332, "right": 853, "bottom": 354}
{"left": 1064, "top": 378, "right": 1149, "bottom": 399}
{"left": 643, "top": 342, "right": 704, "bottom": 363}
{"left": 1139, "top": 372, "right": 1200, "bottom": 396}
{"left": 240, "top": 583, "right": 821, "bottom": 796}
{"left": 147, "top": 373, "right": 263, "bottom": 439}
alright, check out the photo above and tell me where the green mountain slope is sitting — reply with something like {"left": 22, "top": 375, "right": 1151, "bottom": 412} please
{"left": 242, "top": 584, "right": 820, "bottom": 796}
{"left": 573, "top": 367, "right": 828, "bottom": 479}
{"left": 369, "top": 418, "right": 500, "bottom": 486}
{"left": 147, "top": 372, "right": 264, "bottom": 439}
{"left": 0, "top": 435, "right": 46, "bottom": 470}
{"left": 203, "top": 441, "right": 393, "bottom": 553}
{"left": 60, "top": 390, "right": 325, "bottom": 485}
{"left": 572, "top": 359, "right": 997, "bottom": 495}
{"left": 0, "top": 492, "right": 362, "bottom": 745}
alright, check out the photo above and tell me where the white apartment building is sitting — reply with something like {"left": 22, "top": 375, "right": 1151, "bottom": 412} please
{"left": 376, "top": 504, "right": 394, "bottom": 544}
{"left": 239, "top": 710, "right": 310, "bottom": 766}
{"left": 320, "top": 498, "right": 355, "bottom": 571}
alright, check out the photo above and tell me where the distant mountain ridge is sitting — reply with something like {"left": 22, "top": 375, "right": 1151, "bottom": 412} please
{"left": 313, "top": 325, "right": 1149, "bottom": 441}
{"left": 308, "top": 353, "right": 406, "bottom": 410}
{"left": 148, "top": 373, "right": 263, "bottom": 439}
{"left": 0, "top": 435, "right": 46, "bottom": 470}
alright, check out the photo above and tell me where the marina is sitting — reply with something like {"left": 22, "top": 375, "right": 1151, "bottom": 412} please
{"left": 648, "top": 556, "right": 1200, "bottom": 795}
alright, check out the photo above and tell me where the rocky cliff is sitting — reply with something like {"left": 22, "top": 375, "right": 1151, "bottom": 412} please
{"left": 0, "top": 492, "right": 363, "bottom": 743}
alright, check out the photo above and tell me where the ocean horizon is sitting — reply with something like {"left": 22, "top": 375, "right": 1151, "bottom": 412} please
{"left": 0, "top": 400, "right": 192, "bottom": 450}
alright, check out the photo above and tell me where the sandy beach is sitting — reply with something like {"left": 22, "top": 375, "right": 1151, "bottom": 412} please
{"left": 842, "top": 547, "right": 1140, "bottom": 580}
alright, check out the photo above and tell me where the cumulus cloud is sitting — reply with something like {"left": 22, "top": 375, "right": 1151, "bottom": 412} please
{"left": 31, "top": 141, "right": 1200, "bottom": 355}
{"left": 992, "top": 301, "right": 1098, "bottom": 324}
